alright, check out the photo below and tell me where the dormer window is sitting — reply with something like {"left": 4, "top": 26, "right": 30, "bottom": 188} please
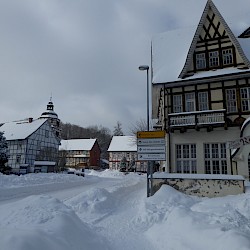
{"left": 209, "top": 51, "right": 219, "bottom": 67}
{"left": 196, "top": 53, "right": 206, "bottom": 69}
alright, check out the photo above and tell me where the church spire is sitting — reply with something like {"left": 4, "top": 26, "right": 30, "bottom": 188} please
{"left": 40, "top": 97, "right": 61, "bottom": 139}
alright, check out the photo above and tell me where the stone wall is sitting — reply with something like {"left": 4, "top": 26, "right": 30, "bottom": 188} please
{"left": 151, "top": 177, "right": 245, "bottom": 198}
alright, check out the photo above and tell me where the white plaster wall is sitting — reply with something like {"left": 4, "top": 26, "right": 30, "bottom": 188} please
{"left": 167, "top": 127, "right": 240, "bottom": 174}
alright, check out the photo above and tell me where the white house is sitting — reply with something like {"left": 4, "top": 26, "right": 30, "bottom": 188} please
{"left": 108, "top": 136, "right": 147, "bottom": 172}
{"left": 0, "top": 119, "right": 60, "bottom": 173}
{"left": 152, "top": 0, "right": 250, "bottom": 178}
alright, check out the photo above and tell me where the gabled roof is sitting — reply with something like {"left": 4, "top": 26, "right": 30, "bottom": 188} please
{"left": 152, "top": 0, "right": 250, "bottom": 84}
{"left": 0, "top": 119, "right": 47, "bottom": 140}
{"left": 59, "top": 139, "right": 97, "bottom": 151}
{"left": 107, "top": 136, "right": 137, "bottom": 152}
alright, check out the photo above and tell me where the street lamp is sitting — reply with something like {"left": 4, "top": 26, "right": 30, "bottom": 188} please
{"left": 139, "top": 64, "right": 151, "bottom": 197}
{"left": 138, "top": 65, "right": 150, "bottom": 131}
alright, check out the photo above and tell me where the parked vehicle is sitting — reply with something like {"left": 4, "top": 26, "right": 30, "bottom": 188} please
{"left": 66, "top": 168, "right": 85, "bottom": 177}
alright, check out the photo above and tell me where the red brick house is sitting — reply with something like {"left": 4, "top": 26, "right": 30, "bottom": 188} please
{"left": 59, "top": 139, "right": 101, "bottom": 169}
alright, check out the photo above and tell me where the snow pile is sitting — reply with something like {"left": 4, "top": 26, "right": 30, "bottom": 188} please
{"left": 65, "top": 188, "right": 116, "bottom": 223}
{"left": 0, "top": 195, "right": 110, "bottom": 250}
{"left": 141, "top": 185, "right": 250, "bottom": 250}
{"left": 87, "top": 169, "right": 125, "bottom": 178}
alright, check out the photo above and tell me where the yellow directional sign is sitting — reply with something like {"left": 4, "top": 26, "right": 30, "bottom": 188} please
{"left": 137, "top": 131, "right": 165, "bottom": 139}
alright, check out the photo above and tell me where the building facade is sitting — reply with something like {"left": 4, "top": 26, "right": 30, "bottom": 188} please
{"left": 108, "top": 136, "right": 147, "bottom": 172}
{"left": 152, "top": 0, "right": 250, "bottom": 178}
{"left": 0, "top": 119, "right": 60, "bottom": 173}
{"left": 59, "top": 139, "right": 101, "bottom": 169}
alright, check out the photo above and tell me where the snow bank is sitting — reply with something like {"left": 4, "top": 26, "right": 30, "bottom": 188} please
{"left": 0, "top": 195, "right": 111, "bottom": 250}
{"left": 65, "top": 188, "right": 116, "bottom": 223}
{"left": 0, "top": 173, "right": 84, "bottom": 189}
{"left": 142, "top": 185, "right": 250, "bottom": 250}
{"left": 87, "top": 169, "right": 125, "bottom": 178}
{"left": 1, "top": 171, "right": 250, "bottom": 250}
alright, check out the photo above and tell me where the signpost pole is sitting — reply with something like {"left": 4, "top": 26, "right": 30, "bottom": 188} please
{"left": 150, "top": 161, "right": 153, "bottom": 196}
{"left": 147, "top": 167, "right": 149, "bottom": 197}
{"left": 137, "top": 131, "right": 166, "bottom": 197}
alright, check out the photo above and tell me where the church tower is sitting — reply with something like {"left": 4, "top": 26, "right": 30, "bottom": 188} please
{"left": 40, "top": 97, "right": 61, "bottom": 139}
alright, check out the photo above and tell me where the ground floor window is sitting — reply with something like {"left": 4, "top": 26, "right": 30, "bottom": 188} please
{"left": 176, "top": 144, "right": 197, "bottom": 173}
{"left": 204, "top": 143, "right": 227, "bottom": 174}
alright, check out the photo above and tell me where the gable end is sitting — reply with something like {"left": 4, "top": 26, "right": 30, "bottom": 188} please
{"left": 179, "top": 0, "right": 250, "bottom": 79}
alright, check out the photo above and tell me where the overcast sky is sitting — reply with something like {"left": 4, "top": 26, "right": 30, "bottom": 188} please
{"left": 0, "top": 0, "right": 244, "bottom": 134}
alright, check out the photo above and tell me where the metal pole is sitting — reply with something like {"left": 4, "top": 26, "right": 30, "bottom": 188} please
{"left": 138, "top": 65, "right": 150, "bottom": 197}
{"left": 146, "top": 68, "right": 149, "bottom": 132}
{"left": 146, "top": 68, "right": 154, "bottom": 196}
{"left": 146, "top": 68, "right": 150, "bottom": 197}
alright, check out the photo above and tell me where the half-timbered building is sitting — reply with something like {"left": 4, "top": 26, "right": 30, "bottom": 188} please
{"left": 152, "top": 0, "right": 250, "bottom": 178}
{"left": 59, "top": 139, "right": 101, "bottom": 169}
{"left": 108, "top": 136, "right": 147, "bottom": 172}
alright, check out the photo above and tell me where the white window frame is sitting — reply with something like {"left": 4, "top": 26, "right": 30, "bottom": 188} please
{"left": 198, "top": 92, "right": 209, "bottom": 111}
{"left": 196, "top": 53, "right": 206, "bottom": 69}
{"left": 204, "top": 143, "right": 227, "bottom": 174}
{"left": 226, "top": 89, "right": 237, "bottom": 113}
{"left": 209, "top": 51, "right": 219, "bottom": 67}
{"left": 173, "top": 95, "right": 182, "bottom": 113}
{"left": 185, "top": 93, "right": 196, "bottom": 112}
{"left": 222, "top": 49, "right": 233, "bottom": 65}
{"left": 176, "top": 144, "right": 197, "bottom": 174}
{"left": 240, "top": 87, "right": 250, "bottom": 111}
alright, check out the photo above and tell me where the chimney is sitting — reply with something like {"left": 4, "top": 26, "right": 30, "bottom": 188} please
{"left": 29, "top": 117, "right": 33, "bottom": 123}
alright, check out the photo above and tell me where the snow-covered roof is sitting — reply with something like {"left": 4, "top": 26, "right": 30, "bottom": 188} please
{"left": 40, "top": 111, "right": 58, "bottom": 119}
{"left": 59, "top": 139, "right": 97, "bottom": 151}
{"left": 107, "top": 136, "right": 137, "bottom": 152}
{"left": 40, "top": 100, "right": 58, "bottom": 119}
{"left": 0, "top": 119, "right": 47, "bottom": 141}
{"left": 152, "top": 0, "right": 250, "bottom": 84}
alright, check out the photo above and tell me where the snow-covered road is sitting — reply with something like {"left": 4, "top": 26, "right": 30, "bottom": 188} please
{"left": 1, "top": 170, "right": 250, "bottom": 250}
{"left": 0, "top": 172, "right": 132, "bottom": 204}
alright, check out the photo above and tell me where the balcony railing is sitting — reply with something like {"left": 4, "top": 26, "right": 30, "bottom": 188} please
{"left": 169, "top": 109, "right": 226, "bottom": 127}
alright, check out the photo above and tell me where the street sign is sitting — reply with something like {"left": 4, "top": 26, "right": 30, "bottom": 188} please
{"left": 137, "top": 130, "right": 166, "bottom": 197}
{"left": 137, "top": 131, "right": 165, "bottom": 139}
{"left": 228, "top": 135, "right": 250, "bottom": 149}
{"left": 137, "top": 138, "right": 165, "bottom": 146}
{"left": 138, "top": 145, "right": 166, "bottom": 153}
{"left": 137, "top": 130, "right": 166, "bottom": 161}
{"left": 138, "top": 153, "right": 166, "bottom": 161}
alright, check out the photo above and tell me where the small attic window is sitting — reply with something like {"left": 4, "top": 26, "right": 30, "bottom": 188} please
{"left": 239, "top": 27, "right": 250, "bottom": 38}
{"left": 196, "top": 53, "right": 206, "bottom": 69}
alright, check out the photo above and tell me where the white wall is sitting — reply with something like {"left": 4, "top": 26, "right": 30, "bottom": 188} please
{"left": 166, "top": 127, "right": 240, "bottom": 174}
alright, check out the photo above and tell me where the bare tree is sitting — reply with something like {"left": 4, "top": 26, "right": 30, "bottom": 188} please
{"left": 129, "top": 118, "right": 153, "bottom": 136}
{"left": 113, "top": 121, "right": 124, "bottom": 136}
